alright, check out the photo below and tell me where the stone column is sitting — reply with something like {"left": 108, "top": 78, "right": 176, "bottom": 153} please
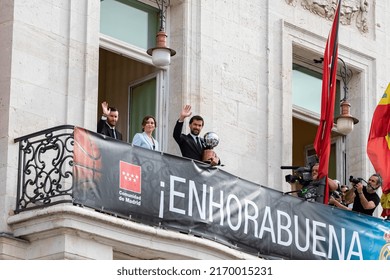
{"left": 0, "top": 0, "right": 100, "bottom": 238}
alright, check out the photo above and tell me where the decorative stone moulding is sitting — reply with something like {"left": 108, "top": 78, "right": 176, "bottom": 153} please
{"left": 285, "top": 0, "right": 369, "bottom": 33}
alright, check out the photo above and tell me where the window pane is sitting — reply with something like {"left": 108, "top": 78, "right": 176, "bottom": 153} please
{"left": 293, "top": 64, "right": 340, "bottom": 117}
{"left": 129, "top": 78, "right": 157, "bottom": 140}
{"left": 292, "top": 64, "right": 322, "bottom": 114}
{"left": 100, "top": 0, "right": 158, "bottom": 49}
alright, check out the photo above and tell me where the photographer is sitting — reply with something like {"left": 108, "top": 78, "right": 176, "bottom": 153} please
{"left": 311, "top": 163, "right": 339, "bottom": 193}
{"left": 344, "top": 174, "right": 382, "bottom": 216}
{"left": 328, "top": 186, "right": 352, "bottom": 211}
{"left": 286, "top": 163, "right": 338, "bottom": 202}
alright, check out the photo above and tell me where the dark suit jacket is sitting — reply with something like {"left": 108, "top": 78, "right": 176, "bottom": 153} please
{"left": 97, "top": 119, "right": 123, "bottom": 140}
{"left": 173, "top": 120, "right": 204, "bottom": 161}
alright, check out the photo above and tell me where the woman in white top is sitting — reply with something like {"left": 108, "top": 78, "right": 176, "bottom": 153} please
{"left": 132, "top": 115, "right": 160, "bottom": 151}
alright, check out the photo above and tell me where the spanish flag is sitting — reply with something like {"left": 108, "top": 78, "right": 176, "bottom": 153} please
{"left": 367, "top": 83, "right": 390, "bottom": 217}
{"left": 314, "top": 0, "right": 341, "bottom": 204}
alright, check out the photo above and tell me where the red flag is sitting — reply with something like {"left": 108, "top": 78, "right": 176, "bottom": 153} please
{"left": 367, "top": 83, "right": 390, "bottom": 217}
{"left": 119, "top": 161, "right": 142, "bottom": 193}
{"left": 313, "top": 0, "right": 341, "bottom": 204}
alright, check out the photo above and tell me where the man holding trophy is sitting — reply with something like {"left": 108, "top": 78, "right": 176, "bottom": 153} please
{"left": 173, "top": 105, "right": 221, "bottom": 166}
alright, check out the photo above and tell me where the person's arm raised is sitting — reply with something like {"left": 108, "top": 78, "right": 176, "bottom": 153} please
{"left": 101, "top": 101, "right": 111, "bottom": 117}
{"left": 179, "top": 104, "right": 192, "bottom": 122}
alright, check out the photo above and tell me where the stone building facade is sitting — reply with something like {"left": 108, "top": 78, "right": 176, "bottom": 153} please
{"left": 0, "top": 0, "right": 387, "bottom": 259}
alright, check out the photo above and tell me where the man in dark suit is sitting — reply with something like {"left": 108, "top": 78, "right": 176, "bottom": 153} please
{"left": 173, "top": 105, "right": 220, "bottom": 166}
{"left": 97, "top": 101, "right": 123, "bottom": 140}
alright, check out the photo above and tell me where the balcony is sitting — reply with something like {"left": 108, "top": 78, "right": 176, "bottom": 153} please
{"left": 4, "top": 126, "right": 390, "bottom": 260}
{"left": 6, "top": 125, "right": 257, "bottom": 260}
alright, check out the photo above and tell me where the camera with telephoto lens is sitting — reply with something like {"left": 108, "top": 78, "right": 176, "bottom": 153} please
{"left": 349, "top": 175, "right": 362, "bottom": 185}
{"left": 330, "top": 190, "right": 341, "bottom": 199}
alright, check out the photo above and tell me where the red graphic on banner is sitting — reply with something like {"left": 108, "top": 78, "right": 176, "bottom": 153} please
{"left": 74, "top": 127, "right": 102, "bottom": 189}
{"left": 119, "top": 161, "right": 141, "bottom": 193}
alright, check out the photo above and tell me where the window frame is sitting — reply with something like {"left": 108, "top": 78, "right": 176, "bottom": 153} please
{"left": 292, "top": 58, "right": 345, "bottom": 184}
{"left": 99, "top": 0, "right": 170, "bottom": 149}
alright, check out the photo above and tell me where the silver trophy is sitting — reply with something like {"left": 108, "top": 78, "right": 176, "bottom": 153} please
{"left": 202, "top": 132, "right": 219, "bottom": 163}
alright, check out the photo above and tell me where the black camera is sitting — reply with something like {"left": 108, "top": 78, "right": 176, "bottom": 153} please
{"left": 284, "top": 166, "right": 312, "bottom": 186}
{"left": 282, "top": 160, "right": 323, "bottom": 202}
{"left": 330, "top": 190, "right": 341, "bottom": 199}
{"left": 349, "top": 176, "right": 362, "bottom": 185}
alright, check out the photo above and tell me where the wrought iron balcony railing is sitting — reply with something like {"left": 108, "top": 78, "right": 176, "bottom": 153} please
{"left": 14, "top": 125, "right": 75, "bottom": 213}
